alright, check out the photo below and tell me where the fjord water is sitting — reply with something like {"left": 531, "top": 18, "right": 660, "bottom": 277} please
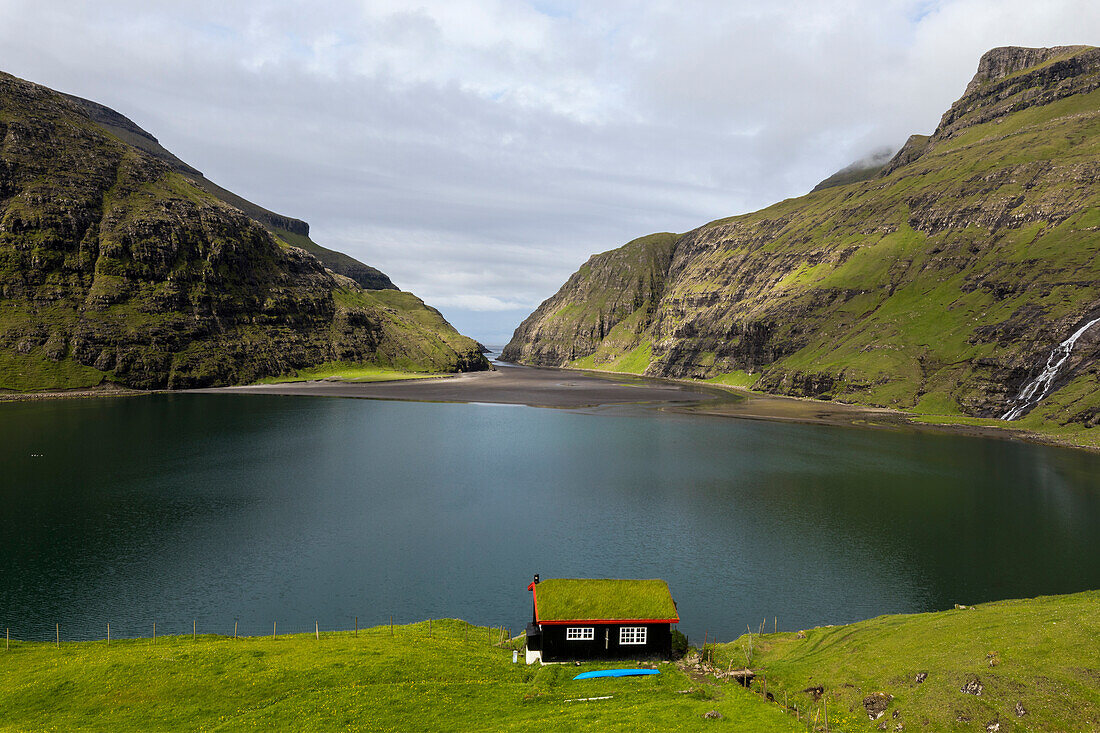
{"left": 3, "top": 393, "right": 1100, "bottom": 642}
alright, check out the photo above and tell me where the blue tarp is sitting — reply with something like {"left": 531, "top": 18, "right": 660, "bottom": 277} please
{"left": 572, "top": 669, "right": 660, "bottom": 680}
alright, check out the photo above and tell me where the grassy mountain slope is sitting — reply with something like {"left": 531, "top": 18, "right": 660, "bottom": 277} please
{"left": 0, "top": 71, "right": 486, "bottom": 391}
{"left": 62, "top": 92, "right": 395, "bottom": 290}
{"left": 504, "top": 46, "right": 1100, "bottom": 442}
{"left": 809, "top": 145, "right": 897, "bottom": 192}
{"left": 501, "top": 232, "right": 678, "bottom": 369}
{"left": 716, "top": 590, "right": 1100, "bottom": 732}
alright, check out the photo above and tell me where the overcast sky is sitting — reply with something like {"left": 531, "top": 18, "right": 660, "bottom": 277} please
{"left": 1, "top": 1, "right": 1096, "bottom": 343}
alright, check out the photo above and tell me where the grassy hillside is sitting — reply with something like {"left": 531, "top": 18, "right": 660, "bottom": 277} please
{"left": 269, "top": 224, "right": 395, "bottom": 291}
{"left": 6, "top": 594, "right": 1097, "bottom": 730}
{"left": 0, "top": 71, "right": 486, "bottom": 392}
{"left": 501, "top": 232, "right": 679, "bottom": 366}
{"left": 63, "top": 91, "right": 395, "bottom": 291}
{"left": 504, "top": 46, "right": 1100, "bottom": 446}
{"left": 0, "top": 620, "right": 799, "bottom": 732}
{"left": 714, "top": 590, "right": 1100, "bottom": 732}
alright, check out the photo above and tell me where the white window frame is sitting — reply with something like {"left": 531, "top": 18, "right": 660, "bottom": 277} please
{"left": 619, "top": 626, "right": 647, "bottom": 645}
{"left": 566, "top": 627, "right": 594, "bottom": 641}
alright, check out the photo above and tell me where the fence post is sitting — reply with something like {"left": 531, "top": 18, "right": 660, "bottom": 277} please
{"left": 355, "top": 616, "right": 358, "bottom": 638}
{"left": 273, "top": 621, "right": 276, "bottom": 640}
{"left": 315, "top": 621, "right": 319, "bottom": 640}
{"left": 107, "top": 622, "right": 110, "bottom": 647}
{"left": 193, "top": 620, "right": 196, "bottom": 641}
{"left": 153, "top": 622, "right": 156, "bottom": 645}
{"left": 56, "top": 623, "right": 59, "bottom": 649}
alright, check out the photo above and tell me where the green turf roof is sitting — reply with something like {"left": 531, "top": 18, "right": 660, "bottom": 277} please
{"left": 533, "top": 579, "right": 678, "bottom": 622}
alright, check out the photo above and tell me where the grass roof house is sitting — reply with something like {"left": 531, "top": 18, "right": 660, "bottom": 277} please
{"left": 524, "top": 575, "right": 679, "bottom": 664}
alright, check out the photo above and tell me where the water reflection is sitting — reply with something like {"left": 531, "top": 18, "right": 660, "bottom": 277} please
{"left": 1, "top": 394, "right": 1098, "bottom": 641}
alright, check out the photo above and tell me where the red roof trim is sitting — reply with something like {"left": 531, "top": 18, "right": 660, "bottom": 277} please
{"left": 528, "top": 581, "right": 678, "bottom": 624}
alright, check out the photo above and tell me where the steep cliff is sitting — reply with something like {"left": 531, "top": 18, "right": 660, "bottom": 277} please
{"left": 501, "top": 232, "right": 677, "bottom": 368}
{"left": 0, "top": 71, "right": 487, "bottom": 391}
{"left": 505, "top": 46, "right": 1100, "bottom": 432}
{"left": 62, "top": 93, "right": 396, "bottom": 291}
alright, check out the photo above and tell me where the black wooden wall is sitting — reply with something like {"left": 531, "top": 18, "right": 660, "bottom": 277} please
{"left": 538, "top": 623, "right": 671, "bottom": 662}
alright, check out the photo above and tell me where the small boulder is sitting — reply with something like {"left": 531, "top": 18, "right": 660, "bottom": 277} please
{"left": 914, "top": 672, "right": 928, "bottom": 684}
{"left": 864, "top": 692, "right": 891, "bottom": 720}
{"left": 796, "top": 630, "right": 807, "bottom": 639}
{"left": 986, "top": 720, "right": 1000, "bottom": 732}
{"left": 1015, "top": 701, "right": 1027, "bottom": 717}
{"left": 961, "top": 676, "right": 983, "bottom": 696}
{"left": 703, "top": 710, "right": 723, "bottom": 720}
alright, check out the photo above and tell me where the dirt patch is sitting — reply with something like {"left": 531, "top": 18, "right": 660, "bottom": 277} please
{"left": 863, "top": 692, "right": 892, "bottom": 720}
{"left": 961, "top": 676, "right": 984, "bottom": 696}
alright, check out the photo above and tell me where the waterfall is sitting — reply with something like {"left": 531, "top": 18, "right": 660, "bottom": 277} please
{"left": 1001, "top": 316, "right": 1100, "bottom": 421}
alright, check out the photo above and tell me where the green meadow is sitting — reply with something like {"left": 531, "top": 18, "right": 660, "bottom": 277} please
{"left": 251, "top": 361, "right": 446, "bottom": 384}
{"left": 7, "top": 592, "right": 1099, "bottom": 730}
{"left": 714, "top": 590, "right": 1100, "bottom": 732}
{"left": 1, "top": 619, "right": 798, "bottom": 732}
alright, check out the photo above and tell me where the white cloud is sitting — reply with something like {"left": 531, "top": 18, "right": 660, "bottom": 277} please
{"left": 0, "top": 0, "right": 1096, "bottom": 341}
{"left": 428, "top": 294, "right": 536, "bottom": 312}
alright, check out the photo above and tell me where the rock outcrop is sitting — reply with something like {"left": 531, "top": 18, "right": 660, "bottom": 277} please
{"left": 502, "top": 232, "right": 677, "bottom": 366}
{"left": 504, "top": 46, "right": 1100, "bottom": 429}
{"left": 0, "top": 71, "right": 487, "bottom": 390}
{"left": 62, "top": 92, "right": 396, "bottom": 291}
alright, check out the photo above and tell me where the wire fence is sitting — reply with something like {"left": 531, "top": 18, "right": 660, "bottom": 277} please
{"left": 2, "top": 617, "right": 521, "bottom": 649}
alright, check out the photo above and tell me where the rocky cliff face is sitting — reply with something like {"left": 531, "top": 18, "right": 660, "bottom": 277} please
{"left": 0, "top": 72, "right": 486, "bottom": 391}
{"left": 62, "top": 92, "right": 396, "bottom": 291}
{"left": 501, "top": 232, "right": 677, "bottom": 367}
{"left": 505, "top": 46, "right": 1100, "bottom": 431}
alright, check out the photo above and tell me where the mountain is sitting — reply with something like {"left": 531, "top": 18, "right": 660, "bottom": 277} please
{"left": 0, "top": 71, "right": 487, "bottom": 391}
{"left": 504, "top": 45, "right": 1100, "bottom": 435}
{"left": 60, "top": 93, "right": 395, "bottom": 291}
{"left": 810, "top": 145, "right": 897, "bottom": 192}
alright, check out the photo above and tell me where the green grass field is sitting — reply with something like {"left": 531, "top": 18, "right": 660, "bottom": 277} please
{"left": 713, "top": 590, "right": 1100, "bottom": 732}
{"left": 251, "top": 362, "right": 447, "bottom": 385}
{"left": 5, "top": 593, "right": 1099, "bottom": 730}
{"left": 1, "top": 619, "right": 799, "bottom": 732}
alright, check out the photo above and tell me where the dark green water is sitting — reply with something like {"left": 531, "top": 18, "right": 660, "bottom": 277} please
{"left": 2, "top": 393, "right": 1099, "bottom": 642}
